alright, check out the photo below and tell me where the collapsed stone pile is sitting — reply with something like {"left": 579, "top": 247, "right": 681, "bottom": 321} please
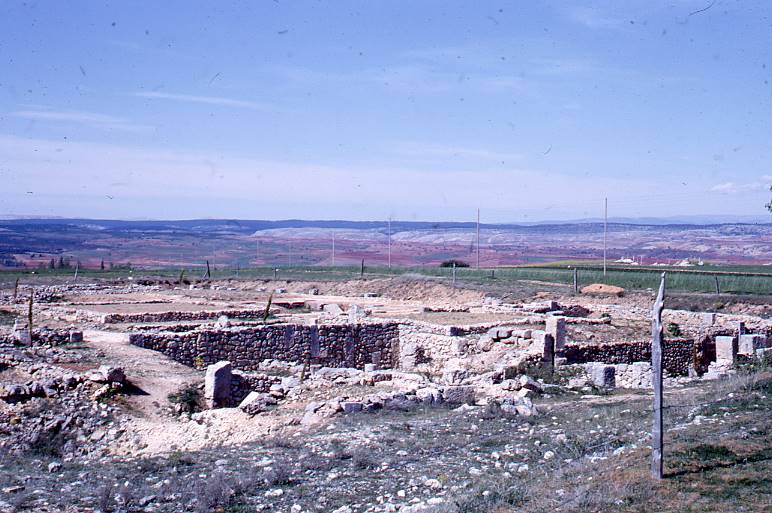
{"left": 0, "top": 363, "right": 125, "bottom": 458}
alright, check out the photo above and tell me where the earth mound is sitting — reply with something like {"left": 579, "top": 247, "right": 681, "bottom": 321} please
{"left": 581, "top": 283, "right": 625, "bottom": 297}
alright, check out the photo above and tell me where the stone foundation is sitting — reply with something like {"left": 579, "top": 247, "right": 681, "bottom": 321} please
{"left": 563, "top": 339, "right": 698, "bottom": 376}
{"left": 129, "top": 322, "right": 400, "bottom": 371}
{"left": 102, "top": 309, "right": 268, "bottom": 324}
{"left": 1, "top": 328, "right": 82, "bottom": 347}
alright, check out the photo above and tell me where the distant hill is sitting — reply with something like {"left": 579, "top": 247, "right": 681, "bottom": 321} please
{"left": 1, "top": 218, "right": 770, "bottom": 269}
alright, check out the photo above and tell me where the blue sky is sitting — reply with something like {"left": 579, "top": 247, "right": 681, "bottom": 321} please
{"left": 1, "top": 0, "right": 771, "bottom": 222}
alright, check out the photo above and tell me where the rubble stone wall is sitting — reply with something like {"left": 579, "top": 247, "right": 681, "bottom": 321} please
{"left": 397, "top": 325, "right": 462, "bottom": 368}
{"left": 103, "top": 309, "right": 266, "bottom": 324}
{"left": 231, "top": 371, "right": 282, "bottom": 404}
{"left": 0, "top": 328, "right": 82, "bottom": 347}
{"left": 563, "top": 339, "right": 697, "bottom": 376}
{"left": 129, "top": 322, "right": 400, "bottom": 371}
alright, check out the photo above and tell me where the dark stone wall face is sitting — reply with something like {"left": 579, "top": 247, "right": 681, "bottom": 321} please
{"left": 129, "top": 323, "right": 401, "bottom": 371}
{"left": 563, "top": 339, "right": 698, "bottom": 376}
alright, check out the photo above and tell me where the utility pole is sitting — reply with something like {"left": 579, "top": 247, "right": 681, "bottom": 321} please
{"left": 476, "top": 208, "right": 481, "bottom": 270}
{"left": 388, "top": 217, "right": 392, "bottom": 269}
{"left": 603, "top": 197, "right": 608, "bottom": 276}
{"left": 331, "top": 232, "right": 336, "bottom": 266}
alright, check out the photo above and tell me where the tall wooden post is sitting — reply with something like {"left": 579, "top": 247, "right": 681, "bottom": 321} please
{"left": 360, "top": 259, "right": 365, "bottom": 277}
{"left": 573, "top": 268, "right": 578, "bottom": 294}
{"left": 28, "top": 293, "right": 34, "bottom": 333}
{"left": 714, "top": 275, "right": 720, "bottom": 295}
{"left": 452, "top": 262, "right": 456, "bottom": 287}
{"left": 651, "top": 272, "right": 666, "bottom": 479}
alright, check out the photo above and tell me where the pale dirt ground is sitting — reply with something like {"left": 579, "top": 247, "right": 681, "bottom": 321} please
{"left": 84, "top": 330, "right": 294, "bottom": 455}
{"left": 16, "top": 277, "right": 767, "bottom": 458}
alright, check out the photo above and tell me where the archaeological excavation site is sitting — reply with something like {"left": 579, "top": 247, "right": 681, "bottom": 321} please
{"left": 0, "top": 272, "right": 770, "bottom": 512}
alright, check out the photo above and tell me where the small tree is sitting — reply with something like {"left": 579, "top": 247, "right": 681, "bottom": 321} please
{"left": 440, "top": 259, "right": 470, "bottom": 268}
{"left": 49, "top": 258, "right": 55, "bottom": 270}
{"left": 100, "top": 259, "right": 105, "bottom": 271}
{"left": 58, "top": 256, "right": 65, "bottom": 269}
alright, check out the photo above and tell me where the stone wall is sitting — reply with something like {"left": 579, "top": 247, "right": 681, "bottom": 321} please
{"left": 563, "top": 339, "right": 698, "bottom": 376}
{"left": 231, "top": 371, "right": 282, "bottom": 404}
{"left": 102, "top": 309, "right": 268, "bottom": 324}
{"left": 1, "top": 328, "right": 82, "bottom": 347}
{"left": 129, "top": 322, "right": 400, "bottom": 371}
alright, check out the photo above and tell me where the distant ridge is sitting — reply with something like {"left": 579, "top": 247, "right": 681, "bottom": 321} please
{"left": 1, "top": 215, "right": 770, "bottom": 228}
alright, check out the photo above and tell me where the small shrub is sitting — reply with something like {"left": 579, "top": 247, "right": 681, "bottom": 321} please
{"left": 263, "top": 461, "right": 292, "bottom": 486}
{"left": 167, "top": 450, "right": 196, "bottom": 467}
{"left": 440, "top": 259, "right": 470, "bottom": 268}
{"left": 302, "top": 454, "right": 335, "bottom": 471}
{"left": 195, "top": 472, "right": 233, "bottom": 513}
{"left": 667, "top": 322, "right": 682, "bottom": 337}
{"left": 349, "top": 448, "right": 379, "bottom": 470}
{"left": 168, "top": 384, "right": 203, "bottom": 413}
{"left": 97, "top": 481, "right": 115, "bottom": 513}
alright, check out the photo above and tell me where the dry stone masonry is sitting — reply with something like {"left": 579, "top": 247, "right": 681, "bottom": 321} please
{"left": 130, "top": 322, "right": 400, "bottom": 371}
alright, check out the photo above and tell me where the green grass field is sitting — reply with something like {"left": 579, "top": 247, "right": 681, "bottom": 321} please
{"left": 1, "top": 261, "right": 770, "bottom": 295}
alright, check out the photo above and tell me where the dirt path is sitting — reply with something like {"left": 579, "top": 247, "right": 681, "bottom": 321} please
{"left": 82, "top": 329, "right": 291, "bottom": 456}
{"left": 83, "top": 330, "right": 201, "bottom": 420}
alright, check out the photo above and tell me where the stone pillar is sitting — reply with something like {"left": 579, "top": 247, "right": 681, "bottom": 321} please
{"left": 701, "top": 313, "right": 716, "bottom": 327}
{"left": 715, "top": 336, "right": 738, "bottom": 366}
{"left": 738, "top": 334, "right": 765, "bottom": 356}
{"left": 590, "top": 364, "right": 616, "bottom": 388}
{"left": 546, "top": 316, "right": 566, "bottom": 352}
{"left": 205, "top": 361, "right": 232, "bottom": 408}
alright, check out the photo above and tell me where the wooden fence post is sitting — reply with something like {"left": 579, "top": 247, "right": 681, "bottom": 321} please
{"left": 651, "top": 272, "right": 666, "bottom": 479}
{"left": 714, "top": 275, "right": 720, "bottom": 295}
{"left": 361, "top": 259, "right": 365, "bottom": 278}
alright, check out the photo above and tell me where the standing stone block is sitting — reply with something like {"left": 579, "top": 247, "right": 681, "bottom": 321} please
{"left": 715, "top": 336, "right": 738, "bottom": 365}
{"left": 546, "top": 316, "right": 566, "bottom": 352}
{"left": 452, "top": 338, "right": 468, "bottom": 354}
{"left": 590, "top": 364, "right": 616, "bottom": 388}
{"left": 738, "top": 334, "right": 766, "bottom": 356}
{"left": 442, "top": 385, "right": 476, "bottom": 405}
{"left": 701, "top": 313, "right": 716, "bottom": 327}
{"left": 205, "top": 361, "right": 232, "bottom": 408}
{"left": 13, "top": 329, "right": 32, "bottom": 346}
